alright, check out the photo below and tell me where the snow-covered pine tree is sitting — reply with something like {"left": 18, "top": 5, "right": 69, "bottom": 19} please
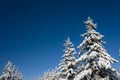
{"left": 51, "top": 67, "right": 59, "bottom": 80}
{"left": 2, "top": 61, "right": 14, "bottom": 80}
{"left": 74, "top": 17, "right": 118, "bottom": 80}
{"left": 40, "top": 70, "right": 52, "bottom": 80}
{"left": 0, "top": 61, "right": 23, "bottom": 80}
{"left": 3, "top": 61, "right": 12, "bottom": 73}
{"left": 59, "top": 37, "right": 76, "bottom": 80}
{"left": 13, "top": 67, "right": 23, "bottom": 80}
{"left": 37, "top": 67, "right": 59, "bottom": 80}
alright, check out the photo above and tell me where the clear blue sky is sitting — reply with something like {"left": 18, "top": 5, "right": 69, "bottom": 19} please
{"left": 0, "top": 0, "right": 120, "bottom": 80}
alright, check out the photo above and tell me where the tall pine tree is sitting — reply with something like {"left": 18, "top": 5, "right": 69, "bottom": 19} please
{"left": 59, "top": 37, "right": 76, "bottom": 80}
{"left": 74, "top": 17, "right": 118, "bottom": 80}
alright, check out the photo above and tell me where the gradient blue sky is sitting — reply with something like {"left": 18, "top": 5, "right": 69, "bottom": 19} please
{"left": 0, "top": 0, "right": 120, "bottom": 80}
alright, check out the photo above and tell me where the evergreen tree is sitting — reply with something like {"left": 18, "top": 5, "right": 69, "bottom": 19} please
{"left": 3, "top": 61, "right": 13, "bottom": 79}
{"left": 59, "top": 37, "right": 76, "bottom": 80}
{"left": 40, "top": 70, "right": 52, "bottom": 80}
{"left": 51, "top": 67, "right": 59, "bottom": 80}
{"left": 37, "top": 67, "right": 59, "bottom": 80}
{"left": 13, "top": 67, "right": 23, "bottom": 80}
{"left": 74, "top": 17, "right": 118, "bottom": 80}
{"left": 0, "top": 61, "right": 23, "bottom": 80}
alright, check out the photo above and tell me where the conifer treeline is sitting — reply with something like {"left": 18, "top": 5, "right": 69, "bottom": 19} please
{"left": 38, "top": 17, "right": 120, "bottom": 80}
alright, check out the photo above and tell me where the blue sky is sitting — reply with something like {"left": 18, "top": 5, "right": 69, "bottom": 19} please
{"left": 0, "top": 0, "right": 120, "bottom": 80}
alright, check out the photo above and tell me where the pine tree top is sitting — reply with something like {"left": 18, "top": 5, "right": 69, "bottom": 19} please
{"left": 63, "top": 37, "right": 73, "bottom": 48}
{"left": 84, "top": 17, "right": 97, "bottom": 30}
